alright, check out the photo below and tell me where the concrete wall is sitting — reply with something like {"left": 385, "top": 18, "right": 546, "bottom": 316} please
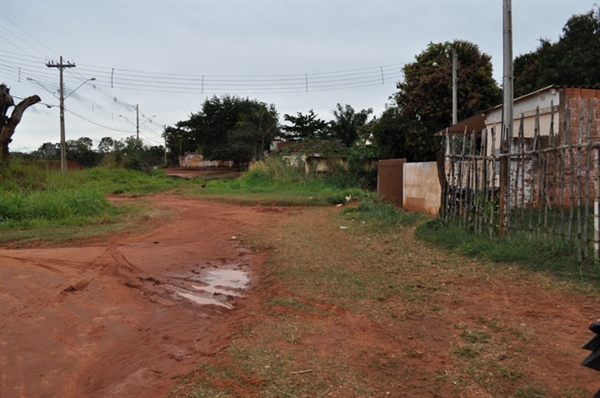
{"left": 179, "top": 153, "right": 233, "bottom": 168}
{"left": 403, "top": 162, "right": 441, "bottom": 216}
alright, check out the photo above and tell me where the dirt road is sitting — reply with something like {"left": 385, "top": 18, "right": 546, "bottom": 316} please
{"left": 1, "top": 192, "right": 599, "bottom": 397}
{"left": 0, "top": 194, "right": 270, "bottom": 398}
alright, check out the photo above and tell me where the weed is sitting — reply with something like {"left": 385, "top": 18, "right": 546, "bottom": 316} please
{"left": 512, "top": 383, "right": 549, "bottom": 397}
{"left": 460, "top": 329, "right": 491, "bottom": 344}
{"left": 451, "top": 345, "right": 480, "bottom": 359}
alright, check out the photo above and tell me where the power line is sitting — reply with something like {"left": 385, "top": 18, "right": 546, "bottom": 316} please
{"left": 0, "top": 14, "right": 55, "bottom": 59}
{"left": 3, "top": 49, "right": 406, "bottom": 94}
{"left": 0, "top": 18, "right": 408, "bottom": 150}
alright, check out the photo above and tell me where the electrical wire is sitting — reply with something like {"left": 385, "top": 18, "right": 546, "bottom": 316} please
{"left": 1, "top": 17, "right": 408, "bottom": 149}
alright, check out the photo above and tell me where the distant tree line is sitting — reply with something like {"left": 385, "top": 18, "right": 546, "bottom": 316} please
{"left": 12, "top": 136, "right": 165, "bottom": 171}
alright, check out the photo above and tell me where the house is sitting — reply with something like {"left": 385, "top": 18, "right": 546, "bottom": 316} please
{"left": 441, "top": 85, "right": 599, "bottom": 210}
{"left": 443, "top": 85, "right": 600, "bottom": 154}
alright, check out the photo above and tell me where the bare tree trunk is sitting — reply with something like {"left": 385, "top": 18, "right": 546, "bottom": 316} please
{"left": 0, "top": 84, "right": 41, "bottom": 165}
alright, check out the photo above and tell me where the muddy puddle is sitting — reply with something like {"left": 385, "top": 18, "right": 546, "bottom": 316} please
{"left": 167, "top": 267, "right": 250, "bottom": 309}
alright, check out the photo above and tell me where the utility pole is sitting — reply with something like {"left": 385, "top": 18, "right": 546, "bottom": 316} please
{"left": 499, "top": 0, "right": 514, "bottom": 237}
{"left": 164, "top": 124, "right": 168, "bottom": 167}
{"left": 135, "top": 104, "right": 140, "bottom": 140}
{"left": 46, "top": 56, "right": 76, "bottom": 173}
{"left": 452, "top": 46, "right": 458, "bottom": 126}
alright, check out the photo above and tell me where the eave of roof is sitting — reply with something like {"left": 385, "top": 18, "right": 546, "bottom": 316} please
{"left": 437, "top": 85, "right": 600, "bottom": 136}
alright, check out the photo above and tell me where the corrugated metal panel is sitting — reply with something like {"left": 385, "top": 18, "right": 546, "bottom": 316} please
{"left": 377, "top": 159, "right": 405, "bottom": 208}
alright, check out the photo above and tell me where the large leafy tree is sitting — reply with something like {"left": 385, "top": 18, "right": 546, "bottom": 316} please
{"left": 369, "top": 103, "right": 428, "bottom": 162}
{"left": 173, "top": 95, "right": 279, "bottom": 169}
{"left": 328, "top": 103, "right": 373, "bottom": 147}
{"left": 163, "top": 122, "right": 197, "bottom": 164}
{"left": 514, "top": 9, "right": 600, "bottom": 97}
{"left": 395, "top": 41, "right": 501, "bottom": 161}
{"left": 280, "top": 110, "right": 328, "bottom": 142}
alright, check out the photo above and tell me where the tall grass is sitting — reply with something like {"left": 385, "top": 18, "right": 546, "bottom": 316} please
{"left": 0, "top": 162, "right": 178, "bottom": 231}
{"left": 193, "top": 157, "right": 366, "bottom": 206}
{"left": 0, "top": 189, "right": 113, "bottom": 225}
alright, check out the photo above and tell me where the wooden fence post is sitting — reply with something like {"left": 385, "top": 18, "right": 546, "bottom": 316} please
{"left": 595, "top": 146, "right": 600, "bottom": 261}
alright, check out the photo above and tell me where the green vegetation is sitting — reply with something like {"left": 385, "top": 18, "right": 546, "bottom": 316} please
{"left": 23, "top": 136, "right": 167, "bottom": 171}
{"left": 343, "top": 194, "right": 425, "bottom": 231}
{"left": 184, "top": 157, "right": 365, "bottom": 206}
{"left": 514, "top": 8, "right": 600, "bottom": 97}
{"left": 415, "top": 217, "right": 600, "bottom": 285}
{"left": 0, "top": 162, "right": 181, "bottom": 244}
{"left": 0, "top": 157, "right": 371, "bottom": 244}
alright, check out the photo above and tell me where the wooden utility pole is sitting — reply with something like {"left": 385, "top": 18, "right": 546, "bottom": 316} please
{"left": 135, "top": 104, "right": 140, "bottom": 140}
{"left": 46, "top": 56, "right": 76, "bottom": 173}
{"left": 164, "top": 124, "right": 168, "bottom": 167}
{"left": 452, "top": 46, "right": 458, "bottom": 126}
{"left": 499, "top": 0, "right": 514, "bottom": 237}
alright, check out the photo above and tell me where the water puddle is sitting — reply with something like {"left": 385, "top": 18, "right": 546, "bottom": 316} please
{"left": 171, "top": 269, "right": 250, "bottom": 309}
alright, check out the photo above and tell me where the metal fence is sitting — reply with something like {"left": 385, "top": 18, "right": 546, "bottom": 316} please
{"left": 442, "top": 99, "right": 599, "bottom": 262}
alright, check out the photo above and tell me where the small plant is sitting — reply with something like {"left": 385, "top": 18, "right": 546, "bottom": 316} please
{"left": 343, "top": 194, "right": 424, "bottom": 229}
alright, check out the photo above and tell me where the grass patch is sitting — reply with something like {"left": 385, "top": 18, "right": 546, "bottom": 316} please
{"left": 0, "top": 162, "right": 179, "bottom": 245}
{"left": 343, "top": 194, "right": 425, "bottom": 231}
{"left": 415, "top": 217, "right": 600, "bottom": 288}
{"left": 265, "top": 296, "right": 328, "bottom": 316}
{"left": 182, "top": 157, "right": 365, "bottom": 207}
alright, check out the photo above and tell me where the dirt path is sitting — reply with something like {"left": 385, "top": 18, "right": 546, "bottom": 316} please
{"left": 1, "top": 193, "right": 599, "bottom": 397}
{"left": 0, "top": 194, "right": 273, "bottom": 398}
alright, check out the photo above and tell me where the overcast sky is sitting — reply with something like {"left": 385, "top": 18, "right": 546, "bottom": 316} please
{"left": 0, "top": 0, "right": 595, "bottom": 152}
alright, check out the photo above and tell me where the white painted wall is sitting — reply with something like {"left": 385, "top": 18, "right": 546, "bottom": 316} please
{"left": 403, "top": 162, "right": 441, "bottom": 216}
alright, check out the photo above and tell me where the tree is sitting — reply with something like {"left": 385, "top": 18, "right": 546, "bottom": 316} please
{"left": 176, "top": 95, "right": 279, "bottom": 169}
{"left": 514, "top": 8, "right": 600, "bottom": 97}
{"left": 163, "top": 123, "right": 196, "bottom": 164}
{"left": 395, "top": 40, "right": 501, "bottom": 161}
{"left": 32, "top": 142, "right": 60, "bottom": 160}
{"left": 0, "top": 84, "right": 41, "bottom": 165}
{"left": 97, "top": 137, "right": 116, "bottom": 154}
{"left": 280, "top": 110, "right": 328, "bottom": 142}
{"left": 328, "top": 103, "right": 373, "bottom": 147}
{"left": 66, "top": 137, "right": 100, "bottom": 168}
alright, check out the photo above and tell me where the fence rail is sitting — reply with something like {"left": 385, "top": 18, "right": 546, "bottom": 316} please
{"left": 442, "top": 99, "right": 598, "bottom": 262}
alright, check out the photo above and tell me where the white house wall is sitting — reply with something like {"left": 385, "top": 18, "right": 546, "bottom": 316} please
{"left": 485, "top": 87, "right": 562, "bottom": 156}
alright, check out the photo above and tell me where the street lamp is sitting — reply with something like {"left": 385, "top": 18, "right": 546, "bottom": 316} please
{"left": 57, "top": 77, "right": 95, "bottom": 172}
{"left": 28, "top": 76, "right": 95, "bottom": 172}
{"left": 26, "top": 77, "right": 58, "bottom": 99}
